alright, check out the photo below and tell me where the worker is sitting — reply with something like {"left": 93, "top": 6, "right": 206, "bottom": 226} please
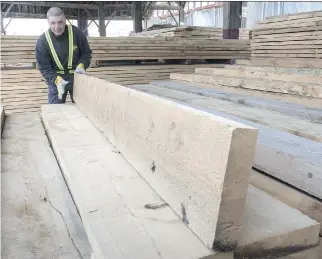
{"left": 36, "top": 7, "right": 92, "bottom": 104}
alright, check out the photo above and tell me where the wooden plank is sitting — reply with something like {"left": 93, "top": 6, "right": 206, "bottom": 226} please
{"left": 170, "top": 73, "right": 322, "bottom": 98}
{"left": 1, "top": 113, "right": 92, "bottom": 258}
{"left": 42, "top": 102, "right": 320, "bottom": 259}
{"left": 253, "top": 25, "right": 322, "bottom": 36}
{"left": 236, "top": 58, "right": 322, "bottom": 68}
{"left": 252, "top": 49, "right": 322, "bottom": 54}
{"left": 128, "top": 83, "right": 322, "bottom": 201}
{"left": 236, "top": 185, "right": 320, "bottom": 258}
{"left": 41, "top": 104, "right": 233, "bottom": 259}
{"left": 251, "top": 53, "right": 322, "bottom": 58}
{"left": 250, "top": 169, "right": 322, "bottom": 235}
{"left": 131, "top": 83, "right": 322, "bottom": 142}
{"left": 74, "top": 74, "right": 258, "bottom": 251}
{"left": 251, "top": 45, "right": 322, "bottom": 50}
{"left": 195, "top": 67, "right": 322, "bottom": 85}
{"left": 225, "top": 64, "right": 322, "bottom": 75}
{"left": 149, "top": 80, "right": 322, "bottom": 124}
{"left": 254, "top": 19, "right": 322, "bottom": 30}
{"left": 5, "top": 107, "right": 41, "bottom": 114}
{"left": 277, "top": 239, "right": 321, "bottom": 259}
{"left": 257, "top": 11, "right": 322, "bottom": 24}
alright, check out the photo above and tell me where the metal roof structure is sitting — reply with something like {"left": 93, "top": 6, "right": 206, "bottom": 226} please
{"left": 1, "top": 1, "right": 186, "bottom": 35}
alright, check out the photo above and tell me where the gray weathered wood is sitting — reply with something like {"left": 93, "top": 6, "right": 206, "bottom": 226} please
{"left": 1, "top": 112, "right": 92, "bottom": 259}
{"left": 127, "top": 83, "right": 322, "bottom": 200}
{"left": 41, "top": 104, "right": 233, "bottom": 259}
{"left": 170, "top": 72, "right": 322, "bottom": 98}
{"left": 73, "top": 74, "right": 258, "bottom": 251}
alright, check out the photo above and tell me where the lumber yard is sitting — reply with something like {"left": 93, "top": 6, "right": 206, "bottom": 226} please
{"left": 1, "top": 1, "right": 322, "bottom": 259}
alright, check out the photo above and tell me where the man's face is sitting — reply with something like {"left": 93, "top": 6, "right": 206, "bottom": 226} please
{"left": 48, "top": 15, "right": 66, "bottom": 36}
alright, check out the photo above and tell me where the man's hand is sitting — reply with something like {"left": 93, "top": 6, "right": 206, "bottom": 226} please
{"left": 55, "top": 76, "right": 68, "bottom": 100}
{"left": 75, "top": 63, "right": 86, "bottom": 74}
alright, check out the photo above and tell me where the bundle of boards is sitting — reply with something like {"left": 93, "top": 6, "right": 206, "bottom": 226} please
{"left": 251, "top": 10, "right": 322, "bottom": 59}
{"left": 0, "top": 64, "right": 224, "bottom": 114}
{"left": 39, "top": 71, "right": 322, "bottom": 258}
{"left": 0, "top": 35, "right": 250, "bottom": 65}
{"left": 131, "top": 26, "right": 252, "bottom": 40}
{"left": 130, "top": 25, "right": 224, "bottom": 39}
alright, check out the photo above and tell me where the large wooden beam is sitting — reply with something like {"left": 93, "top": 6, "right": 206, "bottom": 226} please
{"left": 73, "top": 74, "right": 258, "bottom": 251}
{"left": 41, "top": 104, "right": 233, "bottom": 259}
{"left": 1, "top": 113, "right": 92, "bottom": 258}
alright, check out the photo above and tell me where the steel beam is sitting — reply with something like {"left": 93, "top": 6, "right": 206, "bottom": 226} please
{"left": 98, "top": 2, "right": 106, "bottom": 36}
{"left": 223, "top": 1, "right": 242, "bottom": 39}
{"left": 133, "top": 1, "right": 143, "bottom": 33}
{"left": 1, "top": 1, "right": 99, "bottom": 10}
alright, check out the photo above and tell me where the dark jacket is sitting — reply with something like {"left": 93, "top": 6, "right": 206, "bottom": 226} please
{"left": 36, "top": 25, "right": 92, "bottom": 86}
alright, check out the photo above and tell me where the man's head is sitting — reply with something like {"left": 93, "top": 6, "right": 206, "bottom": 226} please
{"left": 47, "top": 7, "right": 66, "bottom": 36}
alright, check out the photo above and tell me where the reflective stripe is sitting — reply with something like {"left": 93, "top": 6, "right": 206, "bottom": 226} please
{"left": 45, "top": 25, "right": 74, "bottom": 74}
{"left": 67, "top": 24, "right": 73, "bottom": 69}
{"left": 45, "top": 30, "right": 64, "bottom": 71}
{"left": 57, "top": 70, "right": 74, "bottom": 74}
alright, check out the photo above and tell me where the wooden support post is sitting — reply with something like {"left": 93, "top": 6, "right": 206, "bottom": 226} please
{"left": 223, "top": 1, "right": 242, "bottom": 39}
{"left": 133, "top": 1, "right": 143, "bottom": 33}
{"left": 98, "top": 2, "right": 106, "bottom": 36}
{"left": 179, "top": 2, "right": 185, "bottom": 25}
{"left": 78, "top": 11, "right": 88, "bottom": 36}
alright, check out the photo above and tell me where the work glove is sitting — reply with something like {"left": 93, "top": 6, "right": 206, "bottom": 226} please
{"left": 75, "top": 63, "right": 86, "bottom": 74}
{"left": 54, "top": 76, "right": 68, "bottom": 100}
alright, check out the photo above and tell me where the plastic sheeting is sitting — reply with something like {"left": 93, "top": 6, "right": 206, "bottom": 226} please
{"left": 147, "top": 7, "right": 223, "bottom": 27}
{"left": 148, "top": 2, "right": 322, "bottom": 29}
{"left": 247, "top": 1, "right": 322, "bottom": 28}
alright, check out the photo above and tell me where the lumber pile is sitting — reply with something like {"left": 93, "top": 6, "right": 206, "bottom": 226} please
{"left": 131, "top": 26, "right": 252, "bottom": 40}
{"left": 40, "top": 74, "right": 321, "bottom": 258}
{"left": 251, "top": 11, "right": 322, "bottom": 59}
{"left": 239, "top": 29, "right": 252, "bottom": 40}
{"left": 0, "top": 35, "right": 250, "bottom": 65}
{"left": 130, "top": 26, "right": 223, "bottom": 39}
{"left": 170, "top": 66, "right": 322, "bottom": 99}
{"left": 0, "top": 64, "right": 224, "bottom": 114}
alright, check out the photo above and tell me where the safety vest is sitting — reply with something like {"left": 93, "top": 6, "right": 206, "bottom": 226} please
{"left": 45, "top": 24, "right": 74, "bottom": 75}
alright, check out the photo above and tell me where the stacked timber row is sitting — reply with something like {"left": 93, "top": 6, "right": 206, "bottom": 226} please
{"left": 0, "top": 35, "right": 250, "bottom": 65}
{"left": 0, "top": 64, "right": 224, "bottom": 114}
{"left": 251, "top": 11, "right": 322, "bottom": 60}
{"left": 128, "top": 63, "right": 322, "bottom": 246}
{"left": 130, "top": 26, "right": 223, "bottom": 39}
{"left": 132, "top": 26, "right": 252, "bottom": 40}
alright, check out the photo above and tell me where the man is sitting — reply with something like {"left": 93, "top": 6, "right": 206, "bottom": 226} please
{"left": 36, "top": 7, "right": 92, "bottom": 104}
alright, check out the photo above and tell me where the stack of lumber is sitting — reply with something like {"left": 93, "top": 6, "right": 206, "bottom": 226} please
{"left": 39, "top": 74, "right": 321, "bottom": 258}
{"left": 130, "top": 26, "right": 223, "bottom": 39}
{"left": 251, "top": 11, "right": 322, "bottom": 59}
{"left": 126, "top": 64, "right": 322, "bottom": 235}
{"left": 132, "top": 26, "right": 252, "bottom": 40}
{"left": 0, "top": 64, "right": 224, "bottom": 114}
{"left": 170, "top": 65, "right": 322, "bottom": 99}
{"left": 0, "top": 35, "right": 250, "bottom": 65}
{"left": 236, "top": 58, "right": 322, "bottom": 69}
{"left": 239, "top": 29, "right": 252, "bottom": 40}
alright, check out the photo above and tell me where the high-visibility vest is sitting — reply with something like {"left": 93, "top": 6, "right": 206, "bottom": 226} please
{"left": 45, "top": 24, "right": 74, "bottom": 75}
